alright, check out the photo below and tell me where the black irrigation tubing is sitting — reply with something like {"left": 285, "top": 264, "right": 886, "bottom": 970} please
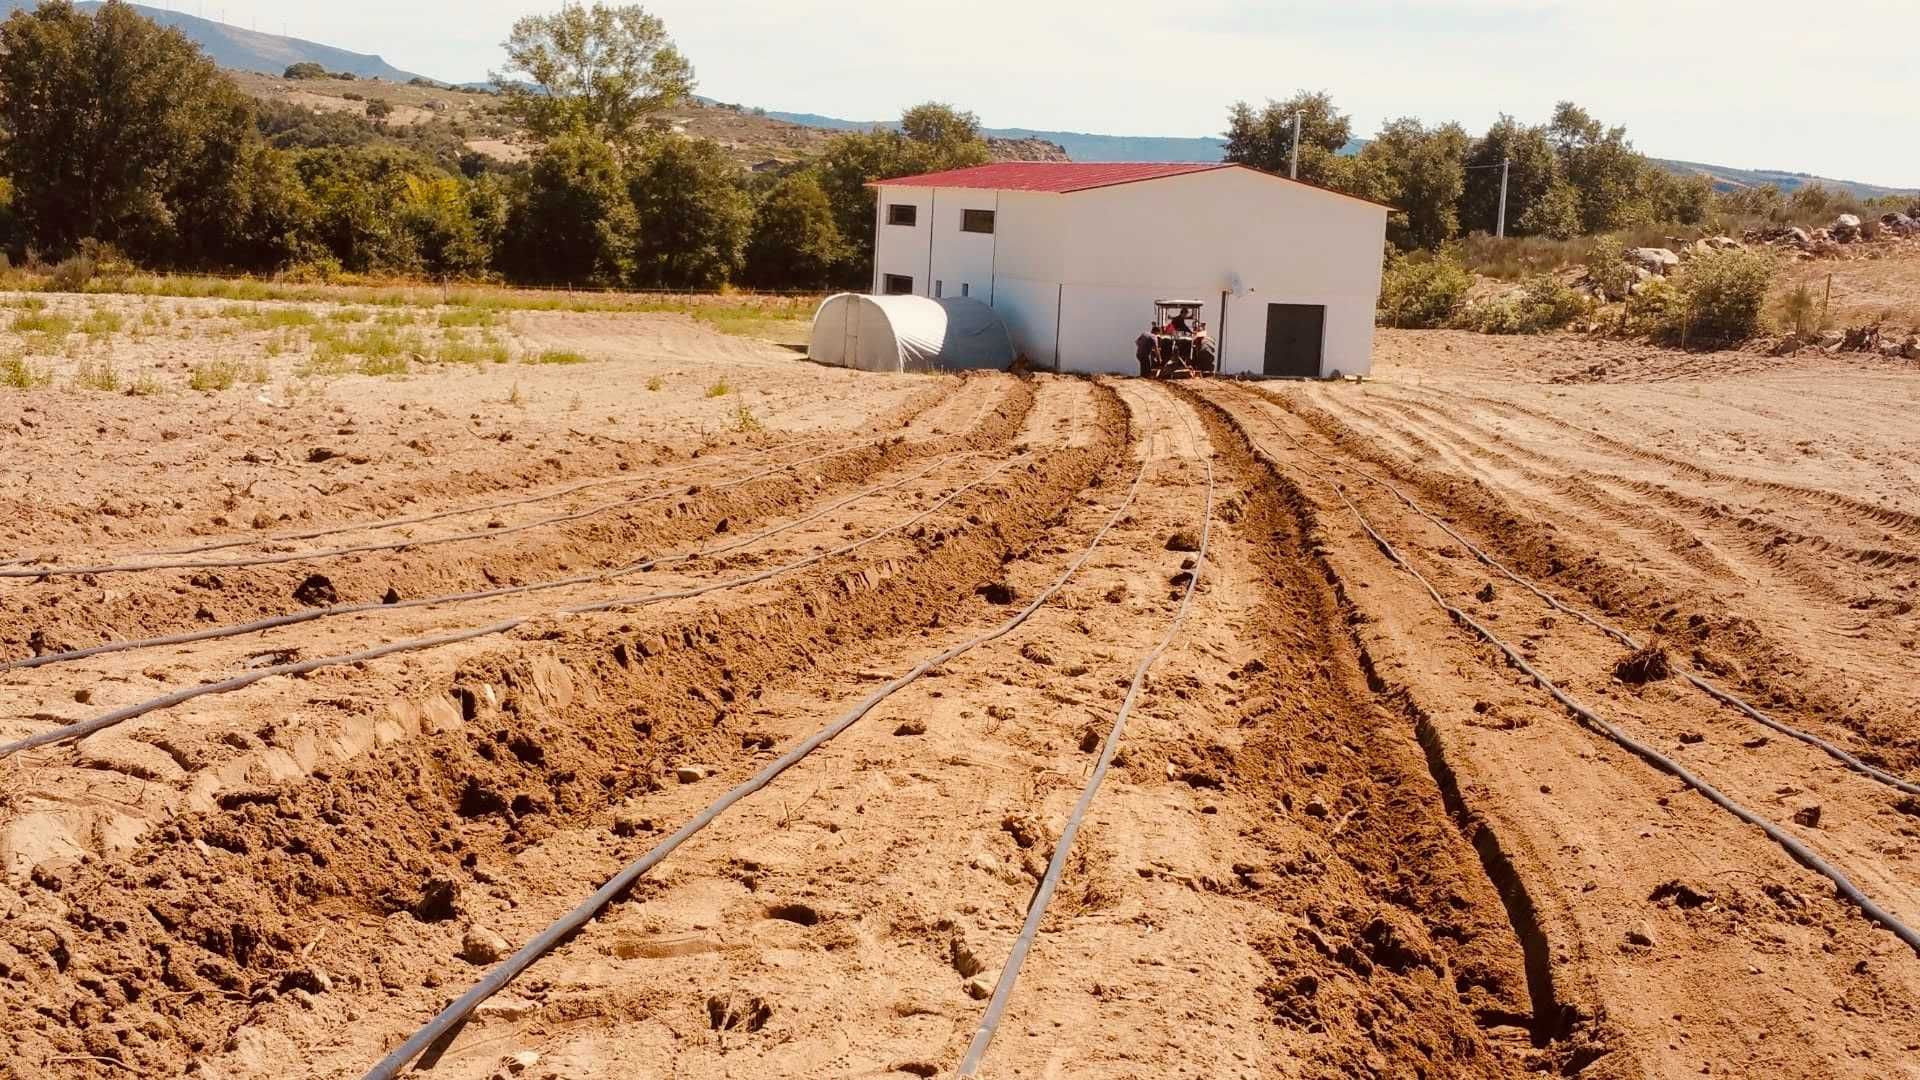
{"left": 0, "top": 441, "right": 873, "bottom": 580}
{"left": 0, "top": 452, "right": 986, "bottom": 675}
{"left": 0, "top": 438, "right": 816, "bottom": 571}
{"left": 1237, "top": 396, "right": 1920, "bottom": 957}
{"left": 1238, "top": 386, "right": 1920, "bottom": 799}
{"left": 361, "top": 448, "right": 1156, "bottom": 1080}
{"left": 957, "top": 399, "right": 1215, "bottom": 1078}
{"left": 0, "top": 452, "right": 1037, "bottom": 762}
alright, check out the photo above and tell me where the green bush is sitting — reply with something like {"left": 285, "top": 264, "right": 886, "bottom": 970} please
{"left": 1677, "top": 249, "right": 1773, "bottom": 345}
{"left": 1624, "top": 277, "right": 1684, "bottom": 339}
{"left": 1456, "top": 275, "right": 1590, "bottom": 335}
{"left": 1583, "top": 236, "right": 1637, "bottom": 301}
{"left": 1377, "top": 250, "right": 1472, "bottom": 328}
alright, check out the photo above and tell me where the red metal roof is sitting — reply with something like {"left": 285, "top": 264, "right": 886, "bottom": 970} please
{"left": 869, "top": 162, "right": 1227, "bottom": 193}
{"left": 867, "top": 161, "right": 1398, "bottom": 210}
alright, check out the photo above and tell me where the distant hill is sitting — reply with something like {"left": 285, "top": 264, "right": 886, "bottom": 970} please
{"left": 0, "top": 1, "right": 424, "bottom": 82}
{"left": 1648, "top": 158, "right": 1912, "bottom": 201}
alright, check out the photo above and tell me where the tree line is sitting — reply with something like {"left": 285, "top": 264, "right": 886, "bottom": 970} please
{"left": 0, "top": 1, "right": 989, "bottom": 292}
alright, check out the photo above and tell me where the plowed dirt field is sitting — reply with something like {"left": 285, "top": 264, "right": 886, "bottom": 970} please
{"left": 3, "top": 312, "right": 1916, "bottom": 1080}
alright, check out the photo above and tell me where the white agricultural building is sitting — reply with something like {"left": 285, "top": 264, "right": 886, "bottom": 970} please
{"left": 865, "top": 161, "right": 1393, "bottom": 378}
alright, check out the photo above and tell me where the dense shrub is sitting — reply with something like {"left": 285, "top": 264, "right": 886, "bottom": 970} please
{"left": 1624, "top": 277, "right": 1684, "bottom": 339}
{"left": 1674, "top": 250, "right": 1774, "bottom": 345}
{"left": 1377, "top": 250, "right": 1472, "bottom": 328}
{"left": 1457, "top": 275, "right": 1591, "bottom": 334}
{"left": 1582, "top": 236, "right": 1637, "bottom": 300}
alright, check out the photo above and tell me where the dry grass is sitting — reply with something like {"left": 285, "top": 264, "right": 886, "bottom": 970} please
{"left": 1772, "top": 253, "right": 1920, "bottom": 332}
{"left": 188, "top": 360, "right": 241, "bottom": 392}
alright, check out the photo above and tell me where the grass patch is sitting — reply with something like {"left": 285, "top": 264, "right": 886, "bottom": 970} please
{"left": 528, "top": 349, "right": 588, "bottom": 365}
{"left": 705, "top": 378, "right": 731, "bottom": 397}
{"left": 126, "top": 370, "right": 165, "bottom": 396}
{"left": 374, "top": 310, "right": 416, "bottom": 327}
{"left": 9, "top": 296, "right": 46, "bottom": 312}
{"left": 358, "top": 354, "right": 410, "bottom": 376}
{"left": 188, "top": 360, "right": 241, "bottom": 391}
{"left": 732, "top": 403, "right": 762, "bottom": 433}
{"left": 0, "top": 354, "right": 53, "bottom": 389}
{"left": 646, "top": 374, "right": 664, "bottom": 391}
{"left": 72, "top": 360, "right": 121, "bottom": 391}
{"left": 328, "top": 308, "right": 371, "bottom": 323}
{"left": 437, "top": 307, "right": 499, "bottom": 328}
{"left": 82, "top": 309, "right": 124, "bottom": 335}
{"left": 434, "top": 339, "right": 511, "bottom": 365}
{"left": 11, "top": 310, "right": 72, "bottom": 336}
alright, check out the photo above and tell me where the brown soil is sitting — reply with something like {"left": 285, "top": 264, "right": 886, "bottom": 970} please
{"left": 2, "top": 314, "right": 1916, "bottom": 1080}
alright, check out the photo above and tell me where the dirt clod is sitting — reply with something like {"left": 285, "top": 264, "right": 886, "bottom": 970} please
{"left": 1612, "top": 641, "right": 1672, "bottom": 684}
{"left": 977, "top": 581, "right": 1017, "bottom": 605}
{"left": 293, "top": 573, "right": 338, "bottom": 606}
{"left": 461, "top": 925, "right": 509, "bottom": 965}
{"left": 1165, "top": 529, "right": 1201, "bottom": 552}
{"left": 893, "top": 719, "right": 928, "bottom": 736}
{"left": 414, "top": 877, "right": 461, "bottom": 923}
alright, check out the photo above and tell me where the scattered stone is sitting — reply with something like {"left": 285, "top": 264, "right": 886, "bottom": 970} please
{"left": 1678, "top": 731, "right": 1705, "bottom": 745}
{"left": 460, "top": 925, "right": 509, "bottom": 965}
{"left": 1624, "top": 922, "right": 1657, "bottom": 948}
{"left": 292, "top": 573, "right": 338, "bottom": 607}
{"left": 673, "top": 765, "right": 715, "bottom": 784}
{"left": 1165, "top": 529, "right": 1201, "bottom": 552}
{"left": 1104, "top": 583, "right": 1129, "bottom": 603}
{"left": 1475, "top": 582, "right": 1496, "bottom": 603}
{"left": 503, "top": 1050, "right": 541, "bottom": 1075}
{"left": 382, "top": 587, "right": 401, "bottom": 605}
{"left": 893, "top": 719, "right": 928, "bottom": 736}
{"left": 306, "top": 447, "right": 339, "bottom": 463}
{"left": 1627, "top": 247, "right": 1681, "bottom": 275}
{"left": 965, "top": 972, "right": 999, "bottom": 1000}
{"left": 1832, "top": 213, "right": 1863, "bottom": 242}
{"left": 1792, "top": 804, "right": 1823, "bottom": 828}
{"left": 714, "top": 517, "right": 730, "bottom": 534}
{"left": 1303, "top": 799, "right": 1329, "bottom": 819}
{"left": 611, "top": 811, "right": 651, "bottom": 837}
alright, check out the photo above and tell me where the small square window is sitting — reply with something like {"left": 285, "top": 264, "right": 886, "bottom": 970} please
{"left": 887, "top": 204, "right": 917, "bottom": 227}
{"left": 882, "top": 274, "right": 913, "bottom": 295}
{"left": 960, "top": 209, "right": 995, "bottom": 234}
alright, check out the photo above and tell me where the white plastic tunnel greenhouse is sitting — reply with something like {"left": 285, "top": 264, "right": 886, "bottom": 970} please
{"left": 808, "top": 293, "right": 1017, "bottom": 373}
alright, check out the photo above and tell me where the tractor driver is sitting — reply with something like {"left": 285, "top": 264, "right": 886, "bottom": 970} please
{"left": 1168, "top": 309, "right": 1192, "bottom": 334}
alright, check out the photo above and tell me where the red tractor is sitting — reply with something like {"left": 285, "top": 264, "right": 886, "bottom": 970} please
{"left": 1135, "top": 300, "right": 1217, "bottom": 379}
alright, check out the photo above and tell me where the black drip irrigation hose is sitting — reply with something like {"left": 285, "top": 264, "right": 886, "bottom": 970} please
{"left": 360, "top": 451, "right": 1156, "bottom": 1080}
{"left": 0, "top": 453, "right": 1033, "bottom": 762}
{"left": 0, "top": 439, "right": 815, "bottom": 572}
{"left": 1231, "top": 389, "right": 1920, "bottom": 957}
{"left": 0, "top": 453, "right": 978, "bottom": 675}
{"left": 0, "top": 441, "right": 870, "bottom": 580}
{"left": 956, "top": 400, "right": 1215, "bottom": 1078}
{"left": 1239, "top": 386, "right": 1920, "bottom": 798}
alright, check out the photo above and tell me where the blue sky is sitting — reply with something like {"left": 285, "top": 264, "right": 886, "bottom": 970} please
{"left": 163, "top": 0, "right": 1916, "bottom": 187}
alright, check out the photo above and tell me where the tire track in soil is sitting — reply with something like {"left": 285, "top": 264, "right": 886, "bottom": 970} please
{"left": 0, "top": 377, "right": 1028, "bottom": 666}
{"left": 1208, "top": 383, "right": 1920, "bottom": 1080}
{"left": 0, "top": 378, "right": 1122, "bottom": 1079}
{"left": 1270, "top": 385, "right": 1920, "bottom": 778}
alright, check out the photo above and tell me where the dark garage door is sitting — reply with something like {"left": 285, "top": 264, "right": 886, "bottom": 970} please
{"left": 1263, "top": 303, "right": 1326, "bottom": 378}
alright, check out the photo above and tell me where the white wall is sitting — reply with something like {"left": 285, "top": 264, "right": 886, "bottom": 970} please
{"left": 1062, "top": 168, "right": 1388, "bottom": 377}
{"left": 926, "top": 187, "right": 999, "bottom": 301}
{"left": 872, "top": 189, "right": 931, "bottom": 295}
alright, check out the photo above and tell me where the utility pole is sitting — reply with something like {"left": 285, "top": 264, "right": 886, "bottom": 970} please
{"left": 1496, "top": 158, "right": 1511, "bottom": 238}
{"left": 1289, "top": 113, "right": 1302, "bottom": 180}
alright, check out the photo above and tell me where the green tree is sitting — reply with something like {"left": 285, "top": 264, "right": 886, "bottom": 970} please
{"left": 0, "top": 1, "right": 269, "bottom": 264}
{"left": 495, "top": 3, "right": 694, "bottom": 156}
{"left": 1517, "top": 180, "right": 1583, "bottom": 239}
{"left": 1357, "top": 118, "right": 1470, "bottom": 250}
{"left": 1459, "top": 115, "right": 1557, "bottom": 237}
{"left": 1222, "top": 91, "right": 1352, "bottom": 184}
{"left": 1548, "top": 102, "right": 1650, "bottom": 233}
{"left": 814, "top": 103, "right": 990, "bottom": 281}
{"left": 501, "top": 132, "right": 636, "bottom": 284}
{"left": 744, "top": 173, "right": 844, "bottom": 288}
{"left": 398, "top": 173, "right": 494, "bottom": 278}
{"left": 294, "top": 146, "right": 434, "bottom": 273}
{"left": 628, "top": 138, "right": 751, "bottom": 288}
{"left": 284, "top": 61, "right": 326, "bottom": 80}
